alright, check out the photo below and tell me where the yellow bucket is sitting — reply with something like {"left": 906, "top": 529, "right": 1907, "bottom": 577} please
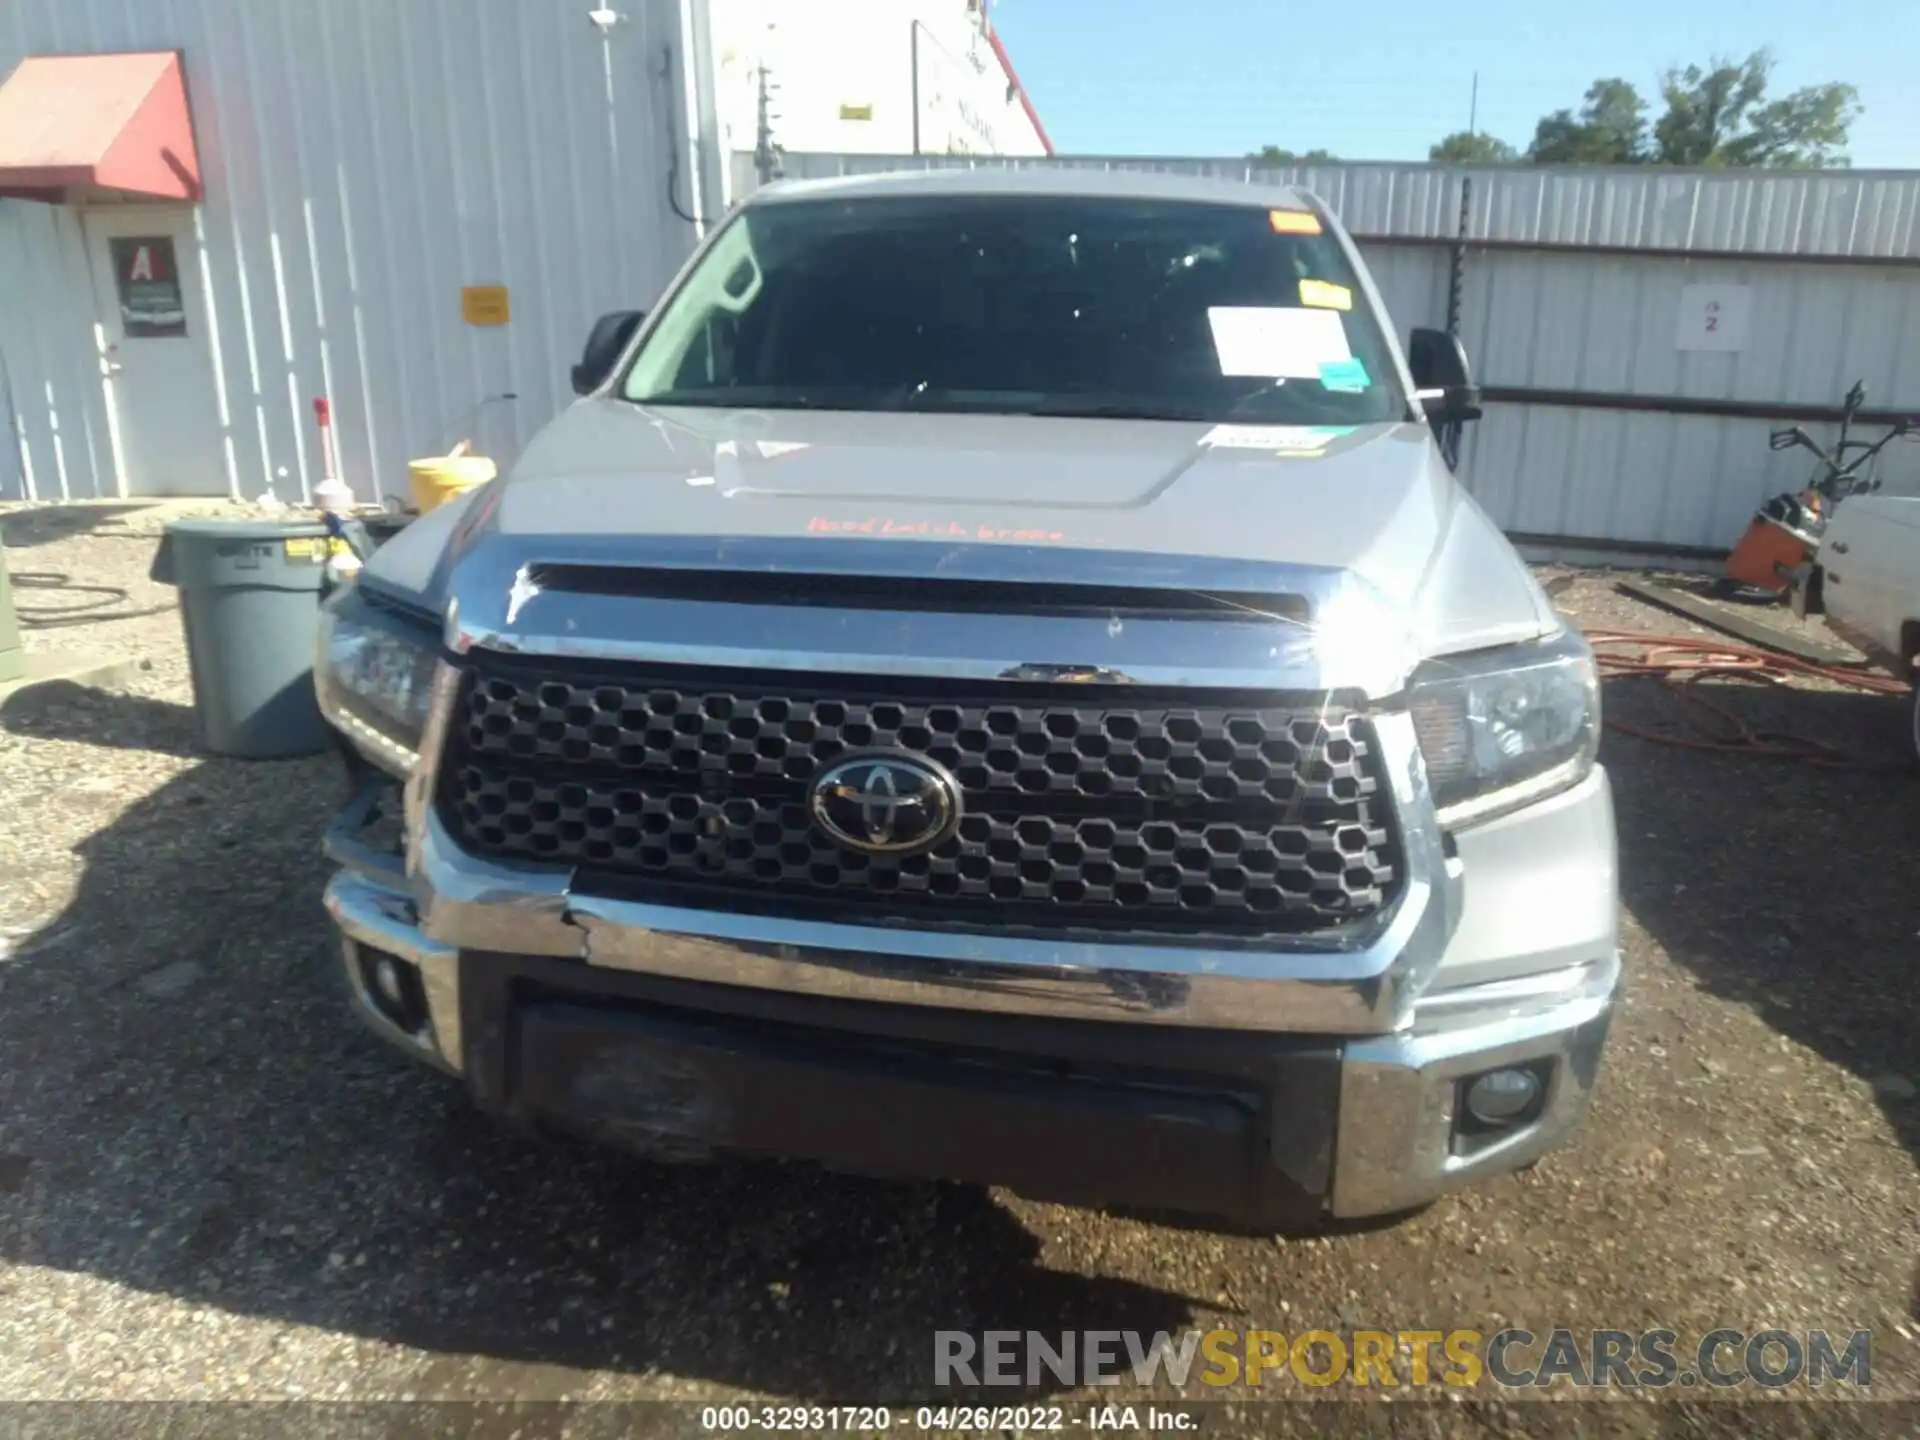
{"left": 407, "top": 454, "right": 497, "bottom": 514}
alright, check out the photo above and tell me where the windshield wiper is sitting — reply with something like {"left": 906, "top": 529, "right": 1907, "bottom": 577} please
{"left": 1021, "top": 398, "right": 1213, "bottom": 422}
{"left": 868, "top": 389, "right": 1213, "bottom": 422}
{"left": 638, "top": 388, "right": 1214, "bottom": 423}
{"left": 636, "top": 390, "right": 870, "bottom": 411}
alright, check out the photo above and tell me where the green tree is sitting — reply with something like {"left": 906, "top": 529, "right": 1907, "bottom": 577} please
{"left": 1528, "top": 78, "right": 1648, "bottom": 163}
{"left": 1651, "top": 52, "right": 1772, "bottom": 164}
{"left": 1652, "top": 50, "right": 1859, "bottom": 166}
{"left": 1248, "top": 145, "right": 1337, "bottom": 165}
{"left": 1435, "top": 51, "right": 1859, "bottom": 169}
{"left": 1712, "top": 67, "right": 1858, "bottom": 168}
{"left": 1429, "top": 131, "right": 1517, "bottom": 164}
{"left": 1721, "top": 81, "right": 1859, "bottom": 168}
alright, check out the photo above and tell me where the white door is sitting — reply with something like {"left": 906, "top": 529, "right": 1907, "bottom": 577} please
{"left": 84, "top": 207, "right": 227, "bottom": 496}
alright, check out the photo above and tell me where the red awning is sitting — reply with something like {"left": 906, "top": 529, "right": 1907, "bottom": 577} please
{"left": 0, "top": 52, "right": 202, "bottom": 205}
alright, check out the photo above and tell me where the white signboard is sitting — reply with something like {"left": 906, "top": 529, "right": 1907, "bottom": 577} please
{"left": 1675, "top": 284, "right": 1752, "bottom": 353}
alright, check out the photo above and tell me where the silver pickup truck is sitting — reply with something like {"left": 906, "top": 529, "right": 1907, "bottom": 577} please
{"left": 315, "top": 170, "right": 1619, "bottom": 1228}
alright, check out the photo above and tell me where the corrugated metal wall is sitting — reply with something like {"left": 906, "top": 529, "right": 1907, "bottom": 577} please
{"left": 1455, "top": 253, "right": 1920, "bottom": 547}
{"left": 0, "top": 203, "right": 115, "bottom": 503}
{"left": 0, "top": 0, "right": 722, "bottom": 505}
{"left": 747, "top": 153, "right": 1920, "bottom": 551}
{"left": 745, "top": 152, "right": 1920, "bottom": 259}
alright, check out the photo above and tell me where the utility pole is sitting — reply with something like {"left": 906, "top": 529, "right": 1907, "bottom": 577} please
{"left": 910, "top": 22, "right": 922, "bottom": 156}
{"left": 753, "top": 59, "right": 781, "bottom": 185}
{"left": 1446, "top": 71, "right": 1476, "bottom": 346}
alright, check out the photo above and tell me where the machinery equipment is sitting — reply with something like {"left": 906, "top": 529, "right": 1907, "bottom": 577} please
{"left": 1725, "top": 381, "right": 1918, "bottom": 605}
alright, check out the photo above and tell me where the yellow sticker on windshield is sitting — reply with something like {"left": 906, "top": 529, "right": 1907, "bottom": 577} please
{"left": 1268, "top": 210, "right": 1322, "bottom": 235}
{"left": 1299, "top": 278, "right": 1352, "bottom": 311}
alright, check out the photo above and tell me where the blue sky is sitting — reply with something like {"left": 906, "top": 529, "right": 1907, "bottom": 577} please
{"left": 989, "top": 0, "right": 1920, "bottom": 169}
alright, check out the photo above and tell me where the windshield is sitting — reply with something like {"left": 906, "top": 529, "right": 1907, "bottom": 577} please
{"left": 621, "top": 194, "right": 1408, "bottom": 426}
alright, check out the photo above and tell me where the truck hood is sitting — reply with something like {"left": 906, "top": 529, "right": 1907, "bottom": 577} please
{"left": 366, "top": 400, "right": 1557, "bottom": 664}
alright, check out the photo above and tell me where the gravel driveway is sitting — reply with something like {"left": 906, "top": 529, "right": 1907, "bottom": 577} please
{"left": 0, "top": 503, "right": 1915, "bottom": 1433}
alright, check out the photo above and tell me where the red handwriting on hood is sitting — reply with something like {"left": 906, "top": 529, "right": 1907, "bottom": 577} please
{"left": 806, "top": 516, "right": 1066, "bottom": 543}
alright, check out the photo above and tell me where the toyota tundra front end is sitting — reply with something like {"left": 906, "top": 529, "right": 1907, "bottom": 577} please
{"left": 315, "top": 170, "right": 1619, "bottom": 1227}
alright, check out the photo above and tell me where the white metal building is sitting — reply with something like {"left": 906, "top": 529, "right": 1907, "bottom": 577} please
{"left": 711, "top": 0, "right": 1050, "bottom": 163}
{"left": 0, "top": 0, "right": 726, "bottom": 508}
{"left": 0, "top": 0, "right": 1046, "bottom": 508}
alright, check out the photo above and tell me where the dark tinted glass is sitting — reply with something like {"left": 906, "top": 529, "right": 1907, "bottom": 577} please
{"left": 624, "top": 194, "right": 1405, "bottom": 426}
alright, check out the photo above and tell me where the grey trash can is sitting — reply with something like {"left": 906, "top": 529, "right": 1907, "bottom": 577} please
{"left": 150, "top": 519, "right": 334, "bottom": 759}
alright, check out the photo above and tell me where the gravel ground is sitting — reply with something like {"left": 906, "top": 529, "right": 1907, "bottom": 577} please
{"left": 0, "top": 504, "right": 1915, "bottom": 1434}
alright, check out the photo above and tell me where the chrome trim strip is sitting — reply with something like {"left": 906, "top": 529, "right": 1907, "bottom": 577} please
{"left": 323, "top": 778, "right": 407, "bottom": 886}
{"left": 441, "top": 550, "right": 1425, "bottom": 699}
{"left": 449, "top": 624, "right": 1365, "bottom": 691}
{"left": 1411, "top": 954, "right": 1616, "bottom": 1026}
{"left": 1331, "top": 950, "right": 1620, "bottom": 1217}
{"left": 402, "top": 660, "right": 465, "bottom": 878}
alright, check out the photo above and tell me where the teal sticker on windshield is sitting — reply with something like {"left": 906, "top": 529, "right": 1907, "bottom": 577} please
{"left": 1318, "top": 358, "right": 1371, "bottom": 392}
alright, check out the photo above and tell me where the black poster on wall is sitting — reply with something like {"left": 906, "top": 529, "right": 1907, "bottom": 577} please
{"left": 109, "top": 236, "right": 187, "bottom": 339}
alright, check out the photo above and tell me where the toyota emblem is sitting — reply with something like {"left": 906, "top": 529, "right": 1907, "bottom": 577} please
{"left": 808, "top": 754, "right": 961, "bottom": 855}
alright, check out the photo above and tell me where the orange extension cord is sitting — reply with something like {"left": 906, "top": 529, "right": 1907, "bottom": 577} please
{"left": 1586, "top": 630, "right": 1910, "bottom": 766}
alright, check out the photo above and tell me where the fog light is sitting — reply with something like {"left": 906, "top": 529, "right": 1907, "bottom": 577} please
{"left": 355, "top": 945, "right": 428, "bottom": 1035}
{"left": 1464, "top": 1067, "right": 1541, "bottom": 1125}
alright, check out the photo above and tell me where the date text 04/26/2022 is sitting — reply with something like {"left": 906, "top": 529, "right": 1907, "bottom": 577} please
{"left": 698, "top": 1405, "right": 1195, "bottom": 1432}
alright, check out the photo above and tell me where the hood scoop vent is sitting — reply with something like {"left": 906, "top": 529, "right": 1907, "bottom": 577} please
{"left": 526, "top": 564, "right": 1312, "bottom": 624}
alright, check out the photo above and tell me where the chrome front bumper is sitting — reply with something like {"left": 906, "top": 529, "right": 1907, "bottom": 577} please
{"left": 1335, "top": 955, "right": 1616, "bottom": 1216}
{"left": 322, "top": 760, "right": 1621, "bottom": 1219}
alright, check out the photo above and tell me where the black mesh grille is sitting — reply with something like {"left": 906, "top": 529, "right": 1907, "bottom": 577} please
{"left": 439, "top": 660, "right": 1402, "bottom": 937}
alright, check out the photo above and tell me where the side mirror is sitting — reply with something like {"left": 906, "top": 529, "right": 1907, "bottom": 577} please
{"left": 571, "top": 310, "right": 646, "bottom": 395}
{"left": 1406, "top": 326, "right": 1483, "bottom": 424}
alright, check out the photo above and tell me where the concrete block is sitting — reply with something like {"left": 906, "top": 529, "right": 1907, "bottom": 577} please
{"left": 0, "top": 649, "right": 137, "bottom": 706}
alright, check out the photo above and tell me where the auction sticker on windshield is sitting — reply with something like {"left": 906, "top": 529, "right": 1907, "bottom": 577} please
{"left": 1298, "top": 278, "right": 1353, "bottom": 311}
{"left": 1318, "top": 357, "right": 1372, "bottom": 392}
{"left": 1207, "top": 306, "right": 1351, "bottom": 378}
{"left": 1268, "top": 209, "right": 1323, "bottom": 235}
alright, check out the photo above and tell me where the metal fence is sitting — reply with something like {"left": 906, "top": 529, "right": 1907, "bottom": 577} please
{"left": 741, "top": 152, "right": 1920, "bottom": 553}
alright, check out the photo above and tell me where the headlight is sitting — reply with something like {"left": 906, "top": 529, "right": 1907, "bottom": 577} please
{"left": 1408, "top": 628, "right": 1600, "bottom": 827}
{"left": 315, "top": 588, "right": 441, "bottom": 776}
